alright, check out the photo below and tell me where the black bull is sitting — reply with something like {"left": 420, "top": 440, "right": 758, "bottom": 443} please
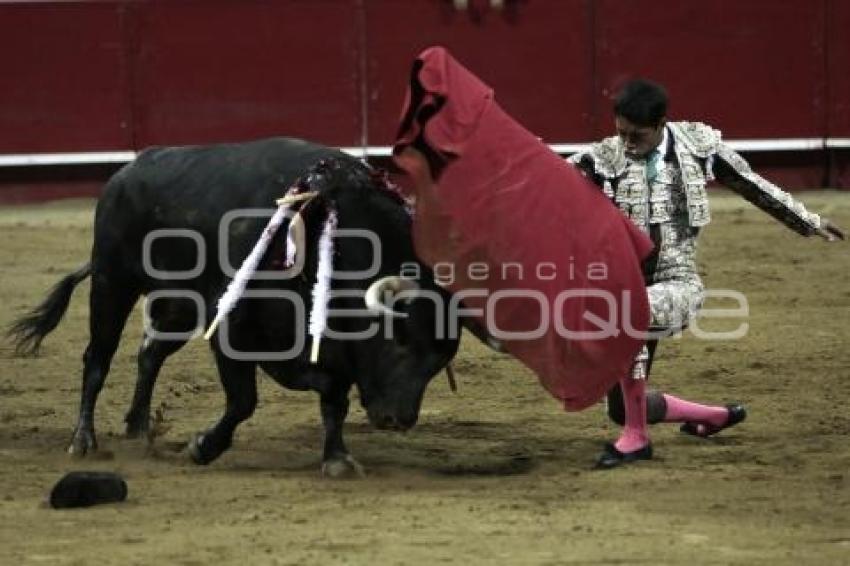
{"left": 9, "top": 137, "right": 460, "bottom": 476}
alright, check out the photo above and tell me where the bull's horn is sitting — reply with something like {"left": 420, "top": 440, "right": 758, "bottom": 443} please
{"left": 364, "top": 276, "right": 420, "bottom": 318}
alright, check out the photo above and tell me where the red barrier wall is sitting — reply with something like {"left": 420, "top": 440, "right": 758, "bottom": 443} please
{"left": 132, "top": 0, "right": 363, "bottom": 147}
{"left": 0, "top": 1, "right": 132, "bottom": 152}
{"left": 592, "top": 0, "right": 826, "bottom": 138}
{"left": 0, "top": 0, "right": 846, "bottom": 201}
{"left": 827, "top": 0, "right": 850, "bottom": 188}
{"left": 827, "top": 0, "right": 850, "bottom": 137}
{"left": 364, "top": 0, "right": 595, "bottom": 145}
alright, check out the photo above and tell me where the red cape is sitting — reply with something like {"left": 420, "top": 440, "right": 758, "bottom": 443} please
{"left": 393, "top": 47, "right": 653, "bottom": 411}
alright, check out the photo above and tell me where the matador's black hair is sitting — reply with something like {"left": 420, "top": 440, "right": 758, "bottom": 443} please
{"left": 613, "top": 79, "right": 668, "bottom": 128}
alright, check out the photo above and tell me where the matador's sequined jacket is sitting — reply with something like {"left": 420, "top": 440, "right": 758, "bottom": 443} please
{"left": 568, "top": 121, "right": 821, "bottom": 334}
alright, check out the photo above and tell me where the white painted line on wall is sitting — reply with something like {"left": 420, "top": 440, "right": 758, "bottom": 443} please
{"left": 1, "top": 139, "right": 849, "bottom": 167}
{"left": 826, "top": 138, "right": 850, "bottom": 148}
{"left": 725, "top": 138, "right": 824, "bottom": 151}
{"left": 0, "top": 151, "right": 137, "bottom": 166}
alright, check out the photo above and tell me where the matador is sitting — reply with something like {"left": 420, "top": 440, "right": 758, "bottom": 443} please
{"left": 568, "top": 79, "right": 845, "bottom": 468}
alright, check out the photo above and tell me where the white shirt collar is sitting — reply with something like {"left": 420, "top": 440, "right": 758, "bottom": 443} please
{"left": 654, "top": 125, "right": 669, "bottom": 158}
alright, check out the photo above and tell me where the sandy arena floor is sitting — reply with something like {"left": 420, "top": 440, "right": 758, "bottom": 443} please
{"left": 0, "top": 191, "right": 848, "bottom": 565}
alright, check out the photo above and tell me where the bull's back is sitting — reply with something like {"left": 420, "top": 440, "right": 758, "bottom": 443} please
{"left": 119, "top": 137, "right": 348, "bottom": 217}
{"left": 92, "top": 137, "right": 351, "bottom": 289}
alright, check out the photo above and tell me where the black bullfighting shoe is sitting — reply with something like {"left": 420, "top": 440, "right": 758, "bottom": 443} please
{"left": 680, "top": 403, "right": 747, "bottom": 438}
{"left": 594, "top": 442, "right": 653, "bottom": 470}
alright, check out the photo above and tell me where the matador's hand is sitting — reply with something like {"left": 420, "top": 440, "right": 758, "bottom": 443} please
{"left": 815, "top": 218, "right": 846, "bottom": 242}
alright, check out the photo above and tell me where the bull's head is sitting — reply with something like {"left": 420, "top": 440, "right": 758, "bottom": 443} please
{"left": 354, "top": 275, "right": 458, "bottom": 430}
{"left": 291, "top": 158, "right": 459, "bottom": 432}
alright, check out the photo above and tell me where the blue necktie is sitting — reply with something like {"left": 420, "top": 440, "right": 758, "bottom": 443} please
{"left": 646, "top": 149, "right": 661, "bottom": 185}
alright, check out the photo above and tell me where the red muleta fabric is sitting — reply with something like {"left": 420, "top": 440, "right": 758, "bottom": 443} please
{"left": 393, "top": 47, "right": 654, "bottom": 411}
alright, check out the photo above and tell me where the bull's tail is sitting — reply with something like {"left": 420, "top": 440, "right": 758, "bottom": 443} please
{"left": 8, "top": 263, "right": 92, "bottom": 356}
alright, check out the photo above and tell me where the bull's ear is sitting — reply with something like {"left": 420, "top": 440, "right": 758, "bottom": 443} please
{"left": 461, "top": 316, "right": 506, "bottom": 353}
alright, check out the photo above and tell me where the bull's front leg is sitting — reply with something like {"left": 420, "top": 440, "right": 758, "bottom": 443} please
{"left": 188, "top": 351, "right": 257, "bottom": 465}
{"left": 319, "top": 386, "right": 364, "bottom": 479}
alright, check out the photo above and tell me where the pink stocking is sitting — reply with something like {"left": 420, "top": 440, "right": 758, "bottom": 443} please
{"left": 614, "top": 377, "right": 650, "bottom": 453}
{"left": 662, "top": 394, "right": 728, "bottom": 427}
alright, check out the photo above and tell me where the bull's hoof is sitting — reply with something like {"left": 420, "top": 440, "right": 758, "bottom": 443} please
{"left": 187, "top": 433, "right": 214, "bottom": 465}
{"left": 67, "top": 428, "right": 97, "bottom": 457}
{"left": 124, "top": 418, "right": 150, "bottom": 439}
{"left": 321, "top": 455, "right": 365, "bottom": 479}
